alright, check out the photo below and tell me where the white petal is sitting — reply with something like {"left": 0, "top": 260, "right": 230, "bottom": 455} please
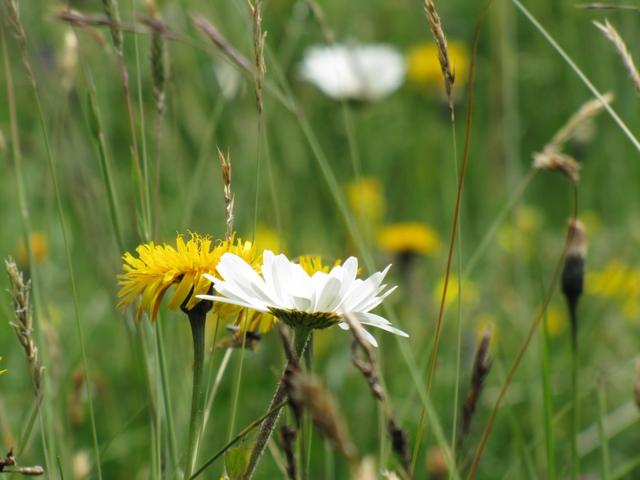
{"left": 337, "top": 322, "right": 379, "bottom": 347}
{"left": 352, "top": 312, "right": 409, "bottom": 338}
{"left": 196, "top": 294, "right": 269, "bottom": 313}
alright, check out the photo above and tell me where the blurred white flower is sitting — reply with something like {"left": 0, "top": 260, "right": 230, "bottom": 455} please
{"left": 299, "top": 43, "right": 405, "bottom": 102}
{"left": 198, "top": 250, "right": 408, "bottom": 347}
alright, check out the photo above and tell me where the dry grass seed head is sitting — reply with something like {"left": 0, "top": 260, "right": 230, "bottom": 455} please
{"left": 594, "top": 20, "right": 640, "bottom": 93}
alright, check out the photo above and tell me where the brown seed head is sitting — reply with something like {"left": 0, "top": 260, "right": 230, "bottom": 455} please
{"left": 532, "top": 149, "right": 581, "bottom": 183}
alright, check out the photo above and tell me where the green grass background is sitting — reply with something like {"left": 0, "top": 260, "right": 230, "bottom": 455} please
{"left": 1, "top": 0, "right": 640, "bottom": 478}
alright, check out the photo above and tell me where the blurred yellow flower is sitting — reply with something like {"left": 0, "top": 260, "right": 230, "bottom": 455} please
{"left": 346, "top": 177, "right": 385, "bottom": 224}
{"left": 406, "top": 41, "right": 469, "bottom": 93}
{"left": 377, "top": 222, "right": 441, "bottom": 255}
{"left": 253, "top": 225, "right": 285, "bottom": 254}
{"left": 117, "top": 233, "right": 258, "bottom": 321}
{"left": 433, "top": 274, "right": 479, "bottom": 309}
{"left": 18, "top": 232, "right": 49, "bottom": 265}
{"left": 544, "top": 304, "right": 568, "bottom": 336}
{"left": 497, "top": 205, "right": 543, "bottom": 257}
{"left": 587, "top": 259, "right": 640, "bottom": 321}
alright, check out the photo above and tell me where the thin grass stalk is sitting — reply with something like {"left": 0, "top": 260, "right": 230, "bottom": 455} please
{"left": 227, "top": 330, "right": 249, "bottom": 442}
{"left": 130, "top": 0, "right": 152, "bottom": 238}
{"left": 202, "top": 348, "right": 232, "bottom": 436}
{"left": 596, "top": 379, "right": 611, "bottom": 480}
{"left": 3, "top": 3, "right": 104, "bottom": 476}
{"left": 190, "top": 399, "right": 288, "bottom": 479}
{"left": 571, "top": 339, "right": 579, "bottom": 480}
{"left": 155, "top": 320, "right": 180, "bottom": 475}
{"left": 1, "top": 29, "right": 53, "bottom": 466}
{"left": 84, "top": 67, "right": 124, "bottom": 251}
{"left": 415, "top": 2, "right": 488, "bottom": 466}
{"left": 241, "top": 326, "right": 312, "bottom": 480}
{"left": 541, "top": 310, "right": 557, "bottom": 480}
{"left": 99, "top": 0, "right": 149, "bottom": 238}
{"left": 466, "top": 184, "right": 579, "bottom": 479}
{"left": 511, "top": 0, "right": 640, "bottom": 153}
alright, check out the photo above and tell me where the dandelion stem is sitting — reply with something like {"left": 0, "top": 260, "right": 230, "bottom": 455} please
{"left": 184, "top": 310, "right": 207, "bottom": 479}
{"left": 242, "top": 326, "right": 312, "bottom": 480}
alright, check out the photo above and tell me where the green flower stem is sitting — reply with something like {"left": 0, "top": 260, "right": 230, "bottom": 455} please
{"left": 242, "top": 326, "right": 312, "bottom": 480}
{"left": 184, "top": 309, "right": 208, "bottom": 480}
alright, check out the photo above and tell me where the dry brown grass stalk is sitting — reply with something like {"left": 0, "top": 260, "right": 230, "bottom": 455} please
{"left": 305, "top": 0, "right": 335, "bottom": 44}
{"left": 5, "top": 258, "right": 43, "bottom": 399}
{"left": 217, "top": 148, "right": 234, "bottom": 240}
{"left": 193, "top": 15, "right": 253, "bottom": 74}
{"left": 344, "top": 313, "right": 412, "bottom": 478}
{"left": 459, "top": 325, "right": 493, "bottom": 447}
{"left": 146, "top": 0, "right": 166, "bottom": 117}
{"left": 548, "top": 92, "right": 614, "bottom": 149}
{"left": 285, "top": 366, "right": 357, "bottom": 463}
{"left": 532, "top": 150, "right": 581, "bottom": 183}
{"left": 533, "top": 92, "right": 613, "bottom": 184}
{"left": 423, "top": 0, "right": 455, "bottom": 109}
{"left": 594, "top": 20, "right": 640, "bottom": 93}
{"left": 279, "top": 425, "right": 297, "bottom": 480}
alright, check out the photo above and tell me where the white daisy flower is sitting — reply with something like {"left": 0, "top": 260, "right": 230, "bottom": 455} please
{"left": 197, "top": 250, "right": 408, "bottom": 347}
{"left": 299, "top": 43, "right": 405, "bottom": 102}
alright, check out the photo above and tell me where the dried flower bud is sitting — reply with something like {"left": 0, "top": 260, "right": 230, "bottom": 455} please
{"left": 532, "top": 149, "right": 581, "bottom": 183}
{"left": 285, "top": 368, "right": 356, "bottom": 462}
{"left": 562, "top": 219, "right": 587, "bottom": 348}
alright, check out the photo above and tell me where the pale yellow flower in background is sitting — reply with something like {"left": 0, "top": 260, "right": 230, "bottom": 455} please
{"left": 497, "top": 205, "right": 543, "bottom": 257}
{"left": 377, "top": 222, "right": 441, "bottom": 256}
{"left": 18, "top": 232, "right": 49, "bottom": 265}
{"left": 433, "top": 274, "right": 479, "bottom": 309}
{"left": 346, "top": 177, "right": 385, "bottom": 224}
{"left": 406, "top": 41, "right": 469, "bottom": 94}
{"left": 117, "top": 233, "right": 259, "bottom": 321}
{"left": 253, "top": 225, "right": 285, "bottom": 254}
{"left": 587, "top": 259, "right": 640, "bottom": 322}
{"left": 544, "top": 304, "right": 568, "bottom": 336}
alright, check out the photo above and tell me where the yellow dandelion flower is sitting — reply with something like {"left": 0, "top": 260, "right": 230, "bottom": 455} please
{"left": 433, "top": 274, "right": 479, "bottom": 309}
{"left": 406, "top": 41, "right": 469, "bottom": 93}
{"left": 346, "top": 177, "right": 385, "bottom": 224}
{"left": 378, "top": 222, "right": 441, "bottom": 256}
{"left": 18, "top": 232, "right": 49, "bottom": 265}
{"left": 117, "top": 233, "right": 258, "bottom": 321}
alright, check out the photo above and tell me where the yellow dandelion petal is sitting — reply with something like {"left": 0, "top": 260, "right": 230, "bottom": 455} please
{"left": 378, "top": 222, "right": 441, "bottom": 256}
